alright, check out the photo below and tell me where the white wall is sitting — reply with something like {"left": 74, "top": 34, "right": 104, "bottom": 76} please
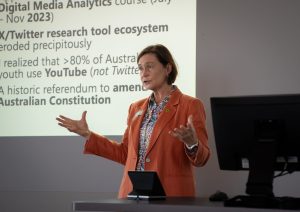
{"left": 1, "top": 0, "right": 300, "bottom": 199}
{"left": 196, "top": 0, "right": 300, "bottom": 197}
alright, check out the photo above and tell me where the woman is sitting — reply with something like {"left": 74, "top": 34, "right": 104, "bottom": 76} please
{"left": 56, "top": 44, "right": 210, "bottom": 198}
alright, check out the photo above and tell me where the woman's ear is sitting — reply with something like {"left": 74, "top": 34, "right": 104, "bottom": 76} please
{"left": 166, "top": 63, "right": 172, "bottom": 75}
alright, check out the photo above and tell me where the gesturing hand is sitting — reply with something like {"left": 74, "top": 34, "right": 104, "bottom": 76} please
{"left": 169, "top": 115, "right": 199, "bottom": 146}
{"left": 56, "top": 111, "right": 91, "bottom": 139}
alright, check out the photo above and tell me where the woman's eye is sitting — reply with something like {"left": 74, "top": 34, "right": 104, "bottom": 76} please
{"left": 147, "top": 64, "right": 154, "bottom": 69}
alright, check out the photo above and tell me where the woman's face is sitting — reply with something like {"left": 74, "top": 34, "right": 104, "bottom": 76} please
{"left": 138, "top": 53, "right": 170, "bottom": 91}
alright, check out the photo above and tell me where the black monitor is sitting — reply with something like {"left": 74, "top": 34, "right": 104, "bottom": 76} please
{"left": 210, "top": 94, "right": 300, "bottom": 208}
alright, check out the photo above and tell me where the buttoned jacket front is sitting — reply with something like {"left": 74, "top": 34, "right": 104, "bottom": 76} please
{"left": 84, "top": 88, "right": 210, "bottom": 198}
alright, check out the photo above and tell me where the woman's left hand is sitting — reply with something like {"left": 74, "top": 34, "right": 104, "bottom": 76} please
{"left": 169, "top": 115, "right": 199, "bottom": 146}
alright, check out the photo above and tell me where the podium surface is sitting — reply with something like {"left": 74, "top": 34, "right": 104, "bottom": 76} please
{"left": 73, "top": 197, "right": 296, "bottom": 212}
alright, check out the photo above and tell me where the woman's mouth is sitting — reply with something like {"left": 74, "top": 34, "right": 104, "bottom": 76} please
{"left": 143, "top": 80, "right": 150, "bottom": 85}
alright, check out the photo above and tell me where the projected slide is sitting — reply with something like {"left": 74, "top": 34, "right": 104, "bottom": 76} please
{"left": 0, "top": 0, "right": 196, "bottom": 136}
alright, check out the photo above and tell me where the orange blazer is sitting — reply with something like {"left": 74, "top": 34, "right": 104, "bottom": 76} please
{"left": 84, "top": 88, "right": 210, "bottom": 198}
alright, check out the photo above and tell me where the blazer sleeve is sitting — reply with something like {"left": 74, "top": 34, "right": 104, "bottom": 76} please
{"left": 83, "top": 105, "right": 133, "bottom": 165}
{"left": 185, "top": 98, "right": 210, "bottom": 166}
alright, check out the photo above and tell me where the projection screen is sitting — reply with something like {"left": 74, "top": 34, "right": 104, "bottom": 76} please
{"left": 0, "top": 0, "right": 196, "bottom": 137}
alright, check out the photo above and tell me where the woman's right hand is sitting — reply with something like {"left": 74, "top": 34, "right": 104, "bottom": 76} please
{"left": 56, "top": 111, "right": 91, "bottom": 139}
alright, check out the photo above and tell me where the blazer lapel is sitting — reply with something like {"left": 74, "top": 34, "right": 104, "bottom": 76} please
{"left": 130, "top": 100, "right": 149, "bottom": 156}
{"left": 146, "top": 89, "right": 182, "bottom": 155}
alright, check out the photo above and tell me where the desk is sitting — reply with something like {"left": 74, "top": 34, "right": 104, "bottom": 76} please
{"left": 73, "top": 197, "right": 295, "bottom": 212}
